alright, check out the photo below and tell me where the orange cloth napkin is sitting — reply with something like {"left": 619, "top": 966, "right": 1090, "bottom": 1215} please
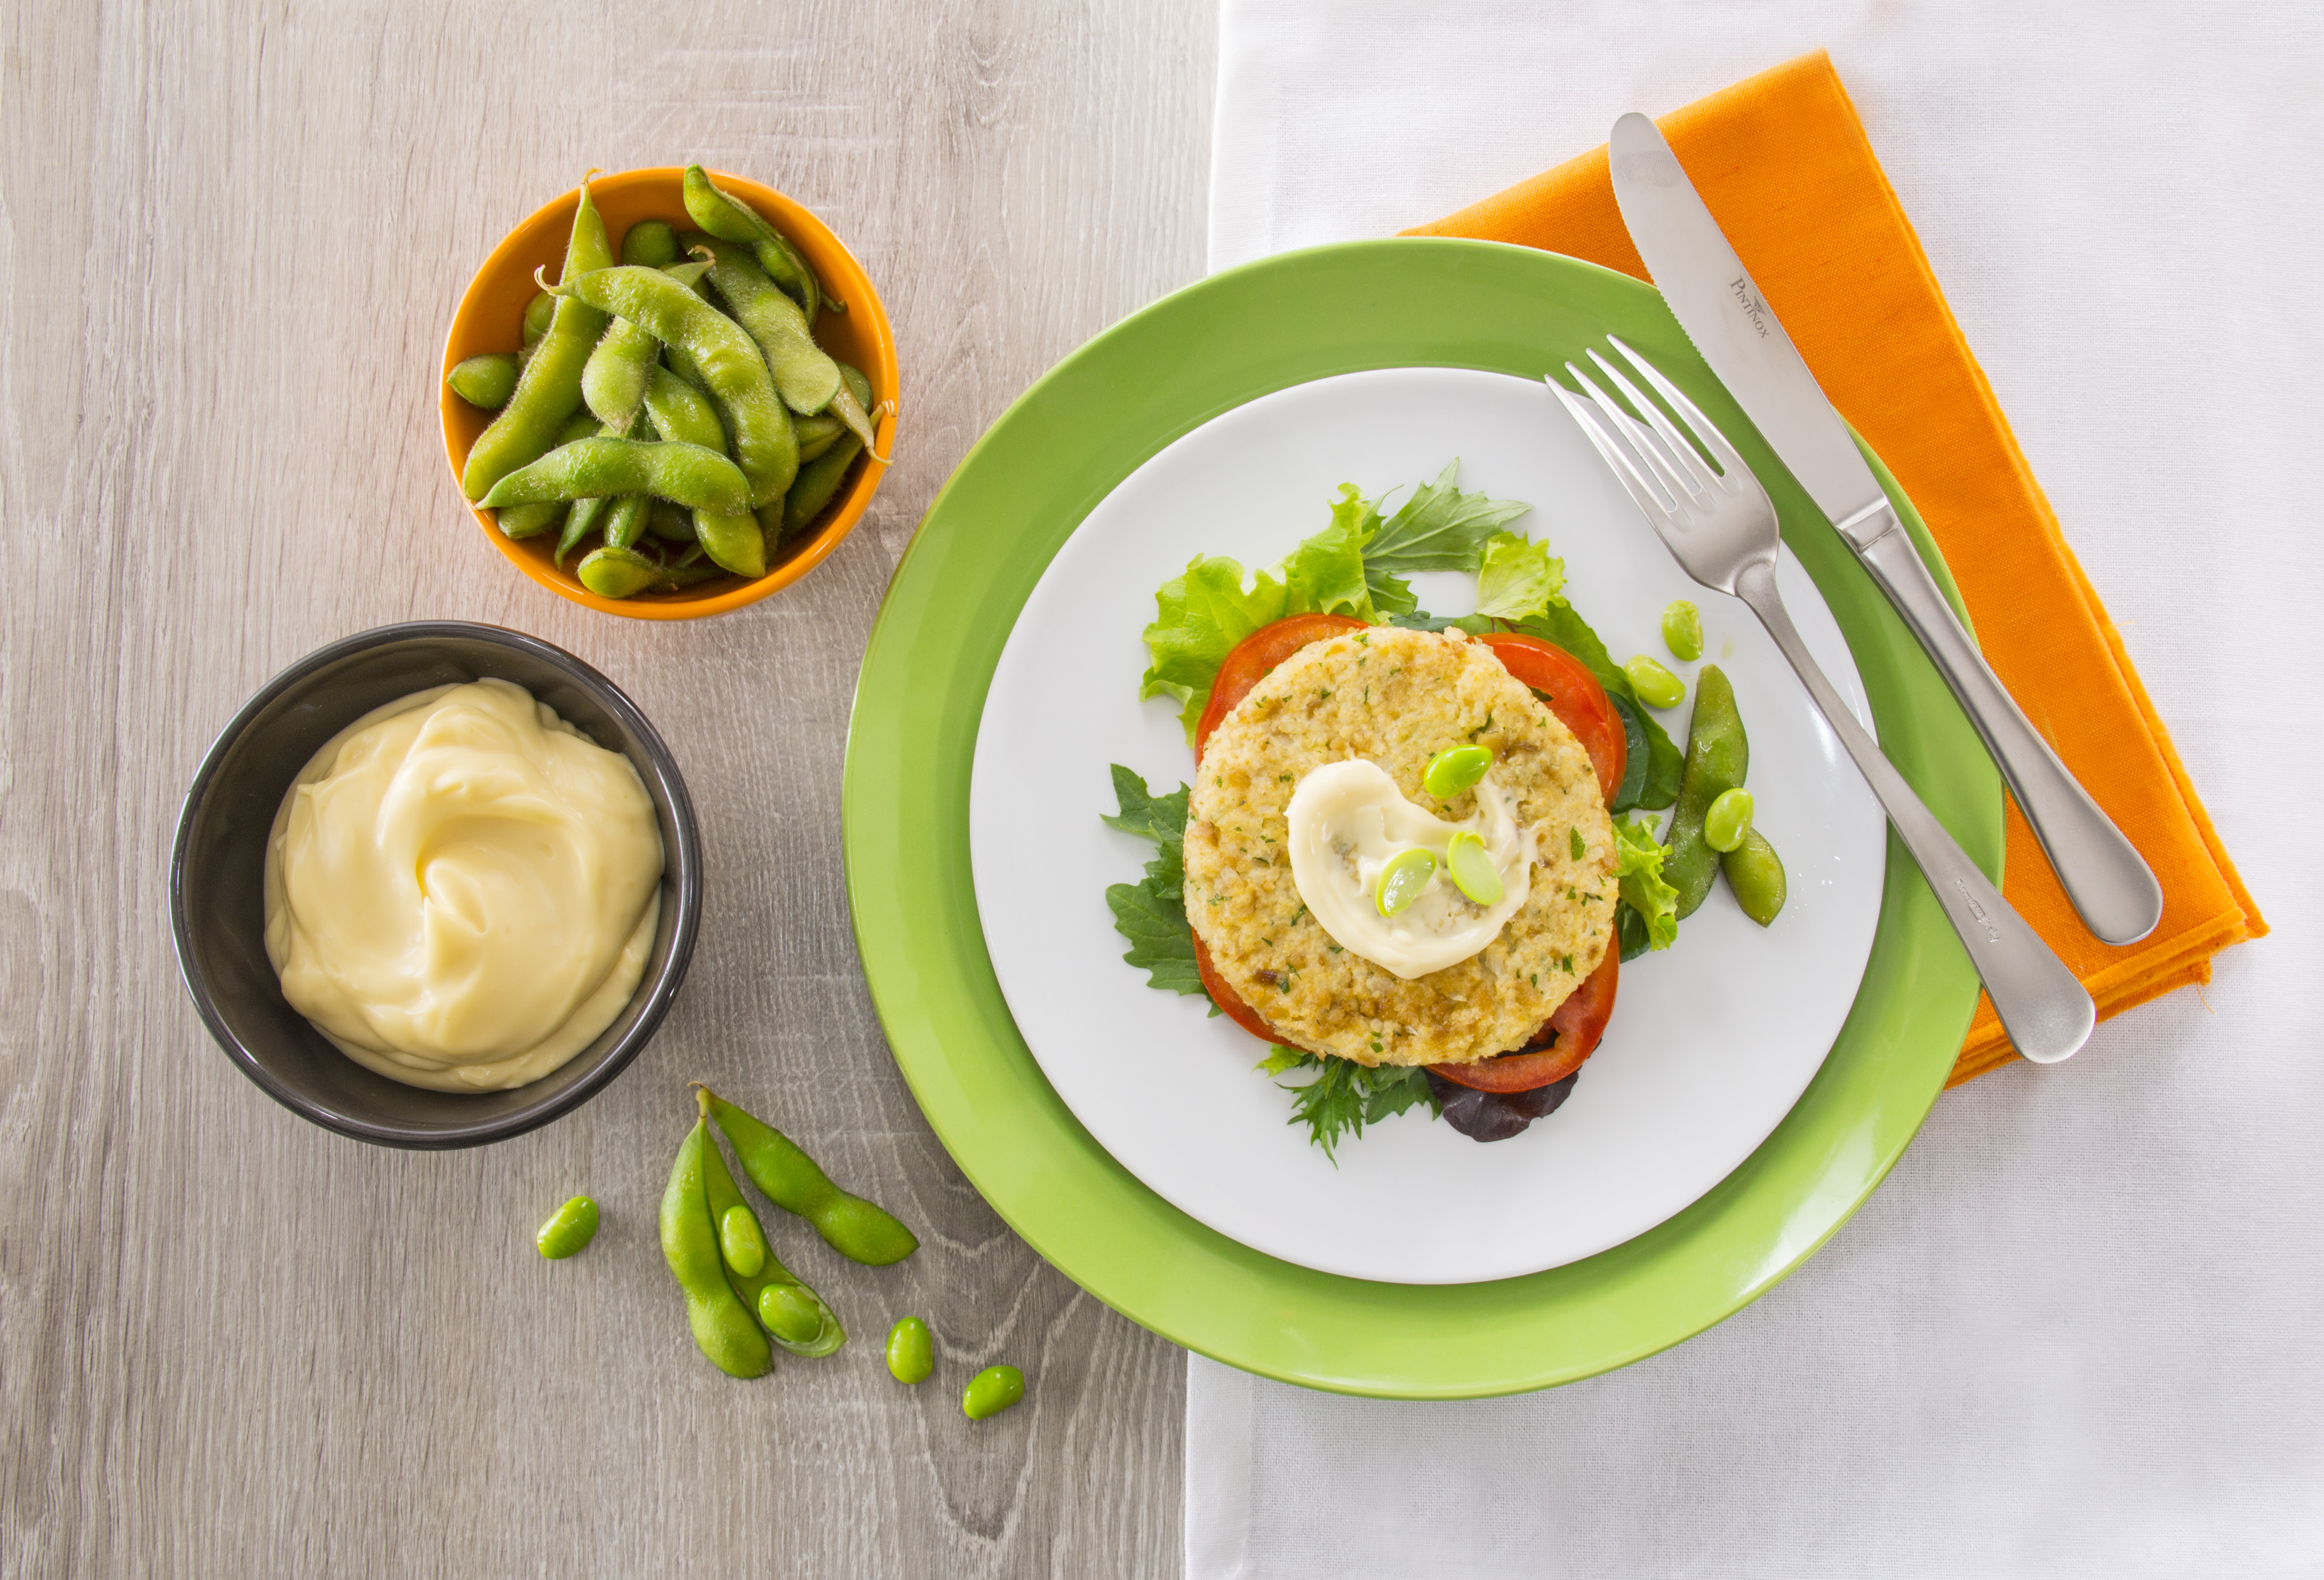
{"left": 1407, "top": 51, "right": 2264, "bottom": 1084}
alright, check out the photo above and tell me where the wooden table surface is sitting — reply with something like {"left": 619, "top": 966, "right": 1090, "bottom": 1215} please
{"left": 3, "top": 3, "right": 1212, "bottom": 1571}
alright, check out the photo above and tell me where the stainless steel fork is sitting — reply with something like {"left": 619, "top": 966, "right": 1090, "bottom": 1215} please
{"left": 1551, "top": 337, "right": 2094, "bottom": 1064}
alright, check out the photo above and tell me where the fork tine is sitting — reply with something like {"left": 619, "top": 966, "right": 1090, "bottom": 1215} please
{"left": 1605, "top": 335, "right": 1751, "bottom": 480}
{"left": 1545, "top": 377, "right": 1676, "bottom": 524}
{"left": 1585, "top": 348, "right": 1715, "bottom": 495}
{"left": 1566, "top": 360, "right": 1702, "bottom": 510}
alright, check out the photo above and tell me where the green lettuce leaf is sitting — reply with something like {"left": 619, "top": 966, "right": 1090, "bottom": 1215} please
{"left": 1472, "top": 531, "right": 1566, "bottom": 623}
{"left": 1359, "top": 460, "right": 1533, "bottom": 589}
{"left": 1102, "top": 766, "right": 1206, "bottom": 997}
{"left": 1138, "top": 557, "right": 1291, "bottom": 743}
{"left": 1260, "top": 1048, "right": 1437, "bottom": 1165}
{"left": 1279, "top": 487, "right": 1379, "bottom": 622}
{"left": 1611, "top": 814, "right": 1679, "bottom": 951}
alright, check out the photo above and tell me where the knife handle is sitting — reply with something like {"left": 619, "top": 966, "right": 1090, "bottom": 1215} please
{"left": 1734, "top": 560, "right": 2095, "bottom": 1064}
{"left": 1851, "top": 513, "right": 2163, "bottom": 947}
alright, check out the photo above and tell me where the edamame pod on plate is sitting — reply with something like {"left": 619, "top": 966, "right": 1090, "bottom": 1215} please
{"left": 548, "top": 264, "right": 797, "bottom": 506}
{"left": 478, "top": 436, "right": 751, "bottom": 515}
{"left": 461, "top": 178, "right": 613, "bottom": 500}
{"left": 660, "top": 1119, "right": 772, "bottom": 1380}
{"left": 701, "top": 1087, "right": 918, "bottom": 1266}
{"left": 1664, "top": 664, "right": 1747, "bottom": 920}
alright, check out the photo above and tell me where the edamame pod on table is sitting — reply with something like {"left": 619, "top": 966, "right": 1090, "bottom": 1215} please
{"left": 660, "top": 1118, "right": 772, "bottom": 1379}
{"left": 689, "top": 235, "right": 840, "bottom": 418}
{"left": 696, "top": 1089, "right": 846, "bottom": 1357}
{"left": 461, "top": 178, "right": 612, "bottom": 501}
{"left": 681, "top": 163, "right": 824, "bottom": 319}
{"left": 479, "top": 436, "right": 751, "bottom": 515}
{"left": 447, "top": 353, "right": 519, "bottom": 409}
{"left": 1662, "top": 664, "right": 1747, "bottom": 920}
{"left": 548, "top": 264, "right": 797, "bottom": 506}
{"left": 700, "top": 1087, "right": 919, "bottom": 1266}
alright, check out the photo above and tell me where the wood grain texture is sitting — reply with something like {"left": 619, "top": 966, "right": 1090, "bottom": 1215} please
{"left": 0, "top": 1, "right": 1212, "bottom": 1572}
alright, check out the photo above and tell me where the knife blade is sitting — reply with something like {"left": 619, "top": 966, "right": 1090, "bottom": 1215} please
{"left": 1606, "top": 111, "right": 2163, "bottom": 948}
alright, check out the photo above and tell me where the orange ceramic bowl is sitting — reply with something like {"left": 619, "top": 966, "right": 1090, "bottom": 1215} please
{"left": 441, "top": 168, "right": 896, "bottom": 620}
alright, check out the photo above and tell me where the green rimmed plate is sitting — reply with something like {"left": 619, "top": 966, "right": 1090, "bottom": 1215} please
{"left": 842, "top": 239, "right": 1996, "bottom": 1397}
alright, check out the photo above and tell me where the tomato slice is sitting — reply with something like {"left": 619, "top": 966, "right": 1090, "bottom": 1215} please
{"left": 1477, "top": 633, "right": 1625, "bottom": 805}
{"left": 1428, "top": 946, "right": 1617, "bottom": 1092}
{"left": 1193, "top": 613, "right": 1371, "bottom": 761}
{"left": 1192, "top": 931, "right": 1290, "bottom": 1046}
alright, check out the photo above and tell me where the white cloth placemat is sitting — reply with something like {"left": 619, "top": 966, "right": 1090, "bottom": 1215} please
{"left": 1190, "top": 3, "right": 2323, "bottom": 1575}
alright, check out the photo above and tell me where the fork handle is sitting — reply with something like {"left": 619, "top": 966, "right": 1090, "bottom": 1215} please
{"left": 1734, "top": 560, "right": 2095, "bottom": 1064}
{"left": 1853, "top": 518, "right": 2163, "bottom": 946}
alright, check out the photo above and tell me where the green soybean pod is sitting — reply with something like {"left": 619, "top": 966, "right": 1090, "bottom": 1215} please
{"left": 447, "top": 353, "right": 519, "bottom": 409}
{"left": 659, "top": 1119, "right": 772, "bottom": 1379}
{"left": 1723, "top": 828, "right": 1787, "bottom": 926}
{"left": 1663, "top": 664, "right": 1748, "bottom": 920}
{"left": 647, "top": 499, "right": 697, "bottom": 542}
{"left": 694, "top": 511, "right": 766, "bottom": 579}
{"left": 1662, "top": 599, "right": 1704, "bottom": 662}
{"left": 681, "top": 164, "right": 819, "bottom": 314}
{"left": 702, "top": 1088, "right": 919, "bottom": 1266}
{"left": 962, "top": 1365, "right": 1026, "bottom": 1420}
{"left": 601, "top": 494, "right": 651, "bottom": 551}
{"left": 581, "top": 316, "right": 662, "bottom": 433}
{"left": 522, "top": 291, "right": 556, "bottom": 343}
{"left": 696, "top": 1090, "right": 847, "bottom": 1358}
{"left": 577, "top": 543, "right": 660, "bottom": 598}
{"left": 479, "top": 436, "right": 751, "bottom": 514}
{"left": 640, "top": 365, "right": 725, "bottom": 452}
{"left": 493, "top": 500, "right": 565, "bottom": 541}
{"left": 778, "top": 432, "right": 862, "bottom": 541}
{"left": 462, "top": 179, "right": 613, "bottom": 501}
{"left": 836, "top": 361, "right": 874, "bottom": 413}
{"left": 690, "top": 236, "right": 841, "bottom": 418}
{"left": 653, "top": 560, "right": 730, "bottom": 592}
{"left": 886, "top": 1317, "right": 934, "bottom": 1384}
{"left": 621, "top": 219, "right": 680, "bottom": 268}
{"left": 557, "top": 495, "right": 610, "bottom": 568}
{"left": 1703, "top": 787, "right": 1754, "bottom": 854}
{"left": 655, "top": 259, "right": 717, "bottom": 391}
{"left": 535, "top": 1195, "right": 599, "bottom": 1259}
{"left": 551, "top": 265, "right": 797, "bottom": 506}
{"left": 793, "top": 412, "right": 843, "bottom": 464}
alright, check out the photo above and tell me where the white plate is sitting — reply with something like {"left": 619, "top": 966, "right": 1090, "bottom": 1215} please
{"left": 969, "top": 368, "right": 1884, "bottom": 1285}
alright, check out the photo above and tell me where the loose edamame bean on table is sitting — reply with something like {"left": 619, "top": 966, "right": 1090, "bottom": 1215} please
{"left": 660, "top": 1118, "right": 772, "bottom": 1379}
{"left": 447, "top": 353, "right": 519, "bottom": 410}
{"left": 1663, "top": 664, "right": 1748, "bottom": 921}
{"left": 534, "top": 1195, "right": 599, "bottom": 1259}
{"left": 462, "top": 178, "right": 612, "bottom": 501}
{"left": 1723, "top": 827, "right": 1787, "bottom": 925}
{"left": 1703, "top": 786, "right": 1754, "bottom": 854}
{"left": 1662, "top": 598, "right": 1704, "bottom": 661}
{"left": 886, "top": 1317, "right": 934, "bottom": 1384}
{"left": 962, "top": 1365, "right": 1026, "bottom": 1420}
{"left": 701, "top": 1086, "right": 919, "bottom": 1266}
{"left": 1623, "top": 653, "right": 1686, "bottom": 710}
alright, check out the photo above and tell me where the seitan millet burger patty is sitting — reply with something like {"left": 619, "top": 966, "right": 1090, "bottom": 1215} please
{"left": 1183, "top": 625, "right": 1617, "bottom": 1067}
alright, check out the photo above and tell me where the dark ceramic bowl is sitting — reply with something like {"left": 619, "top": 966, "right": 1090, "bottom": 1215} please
{"left": 170, "top": 622, "right": 702, "bottom": 1148}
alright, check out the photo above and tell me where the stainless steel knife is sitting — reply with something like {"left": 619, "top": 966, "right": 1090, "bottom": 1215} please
{"left": 1606, "top": 112, "right": 2163, "bottom": 947}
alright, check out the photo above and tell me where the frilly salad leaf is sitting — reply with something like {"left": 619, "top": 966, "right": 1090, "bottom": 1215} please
{"left": 1257, "top": 1047, "right": 1436, "bottom": 1165}
{"left": 1471, "top": 530, "right": 1566, "bottom": 623}
{"left": 1611, "top": 814, "right": 1679, "bottom": 952}
{"left": 1358, "top": 460, "right": 1534, "bottom": 616}
{"left": 1102, "top": 766, "right": 1206, "bottom": 998}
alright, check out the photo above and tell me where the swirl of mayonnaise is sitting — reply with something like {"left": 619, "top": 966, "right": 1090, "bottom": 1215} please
{"left": 1284, "top": 758, "right": 1537, "bottom": 980}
